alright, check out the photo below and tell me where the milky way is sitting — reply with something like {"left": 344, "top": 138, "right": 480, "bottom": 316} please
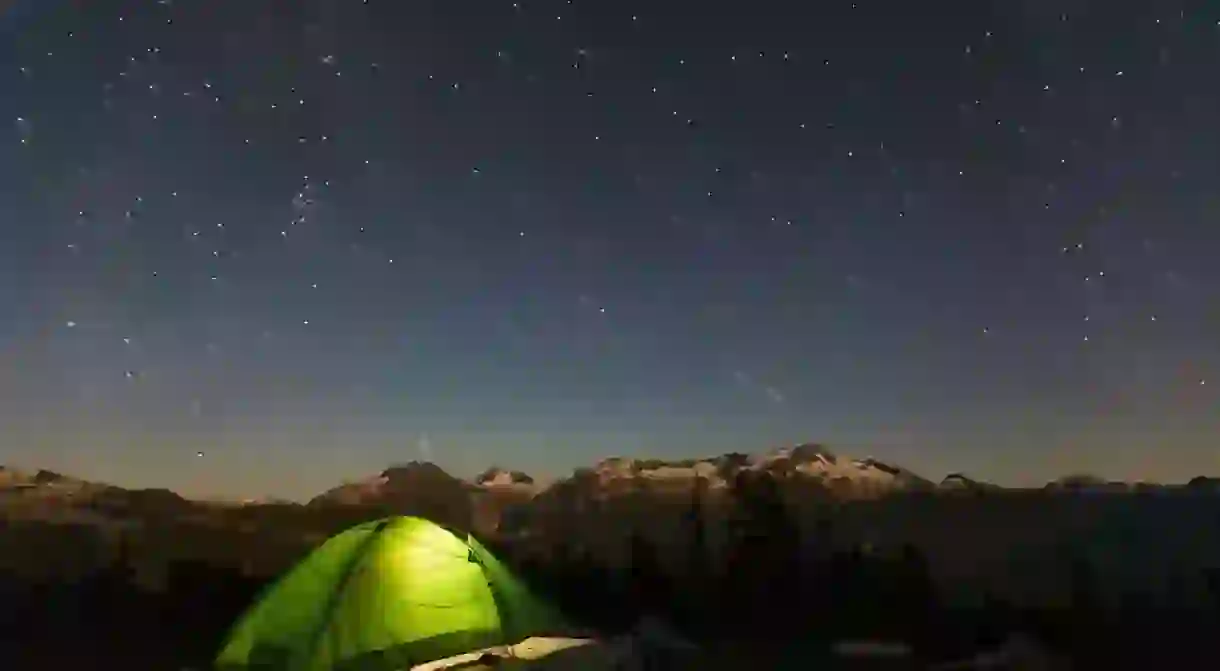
{"left": 2, "top": 1, "right": 1218, "bottom": 498}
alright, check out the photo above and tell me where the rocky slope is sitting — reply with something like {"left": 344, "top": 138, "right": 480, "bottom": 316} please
{"left": 307, "top": 461, "right": 475, "bottom": 531}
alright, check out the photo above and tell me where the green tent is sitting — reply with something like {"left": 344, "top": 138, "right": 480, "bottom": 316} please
{"left": 214, "top": 516, "right": 568, "bottom": 670}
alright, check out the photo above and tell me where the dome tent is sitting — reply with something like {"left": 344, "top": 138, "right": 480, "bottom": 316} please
{"left": 214, "top": 516, "right": 569, "bottom": 670}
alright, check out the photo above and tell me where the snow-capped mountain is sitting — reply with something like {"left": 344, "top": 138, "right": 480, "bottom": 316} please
{"left": 295, "top": 443, "right": 942, "bottom": 538}
{"left": 474, "top": 467, "right": 537, "bottom": 489}
{"left": 560, "top": 443, "right": 933, "bottom": 497}
{"left": 750, "top": 444, "right": 933, "bottom": 490}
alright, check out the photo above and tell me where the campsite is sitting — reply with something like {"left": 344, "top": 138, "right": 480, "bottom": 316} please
{"left": 5, "top": 459, "right": 1220, "bottom": 669}
{"left": 5, "top": 0, "right": 1220, "bottom": 667}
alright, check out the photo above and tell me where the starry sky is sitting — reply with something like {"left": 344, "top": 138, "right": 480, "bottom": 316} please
{"left": 2, "top": 0, "right": 1218, "bottom": 500}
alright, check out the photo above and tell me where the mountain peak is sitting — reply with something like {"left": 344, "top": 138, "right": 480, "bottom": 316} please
{"left": 760, "top": 443, "right": 838, "bottom": 467}
{"left": 380, "top": 461, "right": 450, "bottom": 481}
{"left": 939, "top": 473, "right": 1001, "bottom": 491}
{"left": 791, "top": 442, "right": 838, "bottom": 464}
{"left": 941, "top": 472, "right": 977, "bottom": 486}
{"left": 475, "top": 467, "right": 536, "bottom": 487}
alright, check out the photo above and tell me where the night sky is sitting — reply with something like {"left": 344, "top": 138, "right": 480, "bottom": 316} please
{"left": 2, "top": 0, "right": 1218, "bottom": 499}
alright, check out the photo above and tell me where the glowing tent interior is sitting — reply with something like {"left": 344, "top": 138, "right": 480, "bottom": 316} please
{"left": 214, "top": 516, "right": 569, "bottom": 670}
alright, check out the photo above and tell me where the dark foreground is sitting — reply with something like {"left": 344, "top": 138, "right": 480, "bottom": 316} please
{"left": 4, "top": 548, "right": 1220, "bottom": 670}
{"left": 7, "top": 474, "right": 1220, "bottom": 669}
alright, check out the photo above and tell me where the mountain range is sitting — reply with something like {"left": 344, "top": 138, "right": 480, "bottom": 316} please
{"left": 4, "top": 444, "right": 1220, "bottom": 611}
{"left": 310, "top": 442, "right": 1220, "bottom": 506}
{"left": 5, "top": 442, "right": 1219, "bottom": 513}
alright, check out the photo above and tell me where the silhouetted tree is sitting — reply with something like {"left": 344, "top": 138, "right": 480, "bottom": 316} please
{"left": 722, "top": 471, "right": 801, "bottom": 635}
{"left": 789, "top": 511, "right": 835, "bottom": 632}
{"left": 1204, "top": 567, "right": 1220, "bottom": 614}
{"left": 890, "top": 543, "right": 941, "bottom": 653}
{"left": 565, "top": 548, "right": 625, "bottom": 630}
{"left": 1059, "top": 554, "right": 1105, "bottom": 663}
{"left": 1068, "top": 555, "right": 1102, "bottom": 617}
{"left": 679, "top": 477, "right": 713, "bottom": 631}
{"left": 627, "top": 529, "right": 669, "bottom": 617}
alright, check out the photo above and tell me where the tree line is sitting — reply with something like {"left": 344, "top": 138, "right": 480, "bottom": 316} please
{"left": 4, "top": 470, "right": 1220, "bottom": 668}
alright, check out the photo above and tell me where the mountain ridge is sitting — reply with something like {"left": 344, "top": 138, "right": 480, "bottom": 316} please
{"left": 6, "top": 441, "right": 1219, "bottom": 507}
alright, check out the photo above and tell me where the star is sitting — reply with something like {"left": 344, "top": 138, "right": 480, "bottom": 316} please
{"left": 2, "top": 0, "right": 1216, "bottom": 499}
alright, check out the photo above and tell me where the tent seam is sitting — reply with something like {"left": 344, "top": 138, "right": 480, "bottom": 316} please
{"left": 299, "top": 518, "right": 394, "bottom": 671}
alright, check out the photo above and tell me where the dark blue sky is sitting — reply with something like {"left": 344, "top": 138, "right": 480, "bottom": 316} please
{"left": 2, "top": 0, "right": 1218, "bottom": 499}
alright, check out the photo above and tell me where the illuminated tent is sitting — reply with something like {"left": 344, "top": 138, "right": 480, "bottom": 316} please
{"left": 214, "top": 516, "right": 568, "bottom": 670}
